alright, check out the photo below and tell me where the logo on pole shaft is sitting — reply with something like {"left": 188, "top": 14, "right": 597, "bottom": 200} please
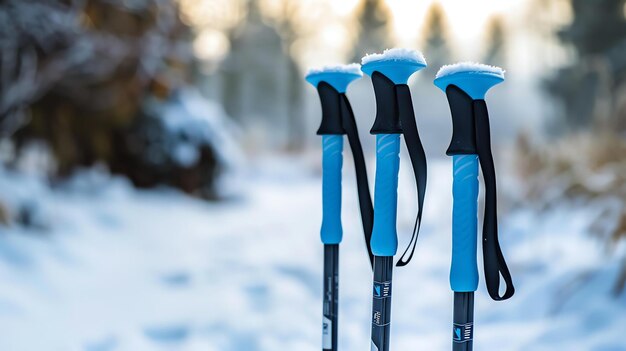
{"left": 453, "top": 323, "right": 473, "bottom": 343}
{"left": 373, "top": 281, "right": 391, "bottom": 298}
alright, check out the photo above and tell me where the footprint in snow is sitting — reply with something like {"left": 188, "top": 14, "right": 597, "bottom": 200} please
{"left": 144, "top": 324, "right": 190, "bottom": 343}
{"left": 84, "top": 335, "right": 118, "bottom": 351}
{"left": 160, "top": 271, "right": 192, "bottom": 287}
{"left": 274, "top": 264, "right": 319, "bottom": 297}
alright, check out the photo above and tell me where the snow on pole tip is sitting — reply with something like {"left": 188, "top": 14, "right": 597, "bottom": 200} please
{"left": 361, "top": 48, "right": 427, "bottom": 65}
{"left": 435, "top": 62, "right": 505, "bottom": 79}
{"left": 306, "top": 63, "right": 362, "bottom": 76}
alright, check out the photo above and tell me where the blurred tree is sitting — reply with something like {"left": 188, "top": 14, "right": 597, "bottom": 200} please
{"left": 350, "top": 0, "right": 393, "bottom": 62}
{"left": 217, "top": 0, "right": 297, "bottom": 149}
{"left": 0, "top": 0, "right": 229, "bottom": 198}
{"left": 267, "top": 0, "right": 313, "bottom": 151}
{"left": 483, "top": 16, "right": 507, "bottom": 66}
{"left": 544, "top": 0, "right": 626, "bottom": 133}
{"left": 421, "top": 3, "right": 452, "bottom": 76}
{"left": 521, "top": 0, "right": 626, "bottom": 295}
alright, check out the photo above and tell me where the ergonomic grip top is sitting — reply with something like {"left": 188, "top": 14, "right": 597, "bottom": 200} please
{"left": 305, "top": 66, "right": 362, "bottom": 135}
{"left": 370, "top": 134, "right": 401, "bottom": 256}
{"left": 433, "top": 63, "right": 504, "bottom": 100}
{"left": 320, "top": 135, "right": 344, "bottom": 244}
{"left": 450, "top": 154, "right": 479, "bottom": 291}
{"left": 434, "top": 64, "right": 515, "bottom": 300}
{"left": 305, "top": 66, "right": 376, "bottom": 263}
{"left": 361, "top": 49, "right": 428, "bottom": 265}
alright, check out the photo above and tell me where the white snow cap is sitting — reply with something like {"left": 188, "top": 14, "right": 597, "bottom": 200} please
{"left": 306, "top": 63, "right": 362, "bottom": 76}
{"left": 436, "top": 62, "right": 505, "bottom": 79}
{"left": 361, "top": 48, "right": 427, "bottom": 66}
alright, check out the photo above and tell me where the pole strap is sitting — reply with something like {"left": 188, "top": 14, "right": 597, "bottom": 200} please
{"left": 473, "top": 100, "right": 515, "bottom": 300}
{"left": 339, "top": 93, "right": 375, "bottom": 267}
{"left": 394, "top": 84, "right": 427, "bottom": 267}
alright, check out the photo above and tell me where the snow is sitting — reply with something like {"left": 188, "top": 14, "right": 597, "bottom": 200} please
{"left": 0, "top": 156, "right": 625, "bottom": 350}
{"left": 361, "top": 48, "right": 427, "bottom": 66}
{"left": 149, "top": 89, "right": 242, "bottom": 169}
{"left": 436, "top": 62, "right": 505, "bottom": 79}
{"left": 306, "top": 64, "right": 362, "bottom": 76}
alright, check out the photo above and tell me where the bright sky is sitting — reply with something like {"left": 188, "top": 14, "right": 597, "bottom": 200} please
{"left": 182, "top": 0, "right": 565, "bottom": 76}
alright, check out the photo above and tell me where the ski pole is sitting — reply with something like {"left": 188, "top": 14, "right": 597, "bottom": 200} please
{"left": 305, "top": 64, "right": 375, "bottom": 351}
{"left": 434, "top": 62, "right": 516, "bottom": 351}
{"left": 361, "top": 48, "right": 428, "bottom": 351}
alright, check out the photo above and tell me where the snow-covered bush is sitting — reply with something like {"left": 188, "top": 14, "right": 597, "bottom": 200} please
{"left": 120, "top": 89, "right": 242, "bottom": 198}
{"left": 0, "top": 0, "right": 237, "bottom": 198}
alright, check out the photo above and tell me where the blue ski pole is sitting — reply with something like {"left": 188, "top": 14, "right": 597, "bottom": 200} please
{"left": 306, "top": 64, "right": 374, "bottom": 351}
{"left": 361, "top": 48, "right": 428, "bottom": 351}
{"left": 434, "top": 63, "right": 515, "bottom": 351}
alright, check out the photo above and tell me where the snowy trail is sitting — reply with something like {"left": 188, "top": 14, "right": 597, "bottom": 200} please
{"left": 0, "top": 158, "right": 625, "bottom": 350}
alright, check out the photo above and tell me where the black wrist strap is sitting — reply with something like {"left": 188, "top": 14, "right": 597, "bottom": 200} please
{"left": 395, "top": 84, "right": 427, "bottom": 267}
{"left": 340, "top": 94, "right": 375, "bottom": 268}
{"left": 474, "top": 100, "right": 515, "bottom": 300}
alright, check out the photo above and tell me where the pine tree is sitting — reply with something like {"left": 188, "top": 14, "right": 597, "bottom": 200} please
{"left": 483, "top": 16, "right": 506, "bottom": 66}
{"left": 218, "top": 0, "right": 298, "bottom": 148}
{"left": 421, "top": 3, "right": 452, "bottom": 76}
{"left": 559, "top": 0, "right": 626, "bottom": 56}
{"left": 544, "top": 0, "right": 626, "bottom": 132}
{"left": 272, "top": 0, "right": 310, "bottom": 151}
{"left": 350, "top": 0, "right": 393, "bottom": 62}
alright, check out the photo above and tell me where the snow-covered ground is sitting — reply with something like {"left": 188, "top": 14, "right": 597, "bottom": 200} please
{"left": 0, "top": 155, "right": 625, "bottom": 351}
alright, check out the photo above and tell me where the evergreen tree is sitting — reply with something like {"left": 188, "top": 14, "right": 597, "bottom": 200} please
{"left": 559, "top": 0, "right": 626, "bottom": 56}
{"left": 421, "top": 3, "right": 452, "bottom": 76}
{"left": 272, "top": 0, "right": 310, "bottom": 151}
{"left": 218, "top": 0, "right": 298, "bottom": 148}
{"left": 350, "top": 0, "right": 393, "bottom": 62}
{"left": 544, "top": 0, "right": 626, "bottom": 132}
{"left": 483, "top": 16, "right": 506, "bottom": 66}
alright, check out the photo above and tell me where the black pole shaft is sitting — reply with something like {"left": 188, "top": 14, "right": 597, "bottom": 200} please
{"left": 452, "top": 292, "right": 475, "bottom": 351}
{"left": 322, "top": 244, "right": 339, "bottom": 351}
{"left": 370, "top": 256, "right": 394, "bottom": 351}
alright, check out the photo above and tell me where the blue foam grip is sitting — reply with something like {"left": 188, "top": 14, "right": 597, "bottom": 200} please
{"left": 370, "top": 134, "right": 401, "bottom": 256}
{"left": 320, "top": 135, "right": 344, "bottom": 244}
{"left": 450, "top": 155, "right": 480, "bottom": 291}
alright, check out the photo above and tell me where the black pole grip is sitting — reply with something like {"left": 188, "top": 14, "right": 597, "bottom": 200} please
{"left": 316, "top": 82, "right": 346, "bottom": 135}
{"left": 370, "top": 72, "right": 403, "bottom": 134}
{"left": 445, "top": 85, "right": 477, "bottom": 156}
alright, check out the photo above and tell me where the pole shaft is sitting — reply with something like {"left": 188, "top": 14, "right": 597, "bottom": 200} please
{"left": 322, "top": 244, "right": 339, "bottom": 351}
{"left": 452, "top": 292, "right": 474, "bottom": 351}
{"left": 370, "top": 256, "right": 394, "bottom": 351}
